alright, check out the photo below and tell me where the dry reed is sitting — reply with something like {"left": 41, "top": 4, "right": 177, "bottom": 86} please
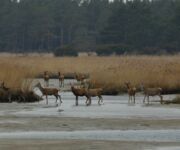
{"left": 0, "top": 55, "right": 180, "bottom": 94}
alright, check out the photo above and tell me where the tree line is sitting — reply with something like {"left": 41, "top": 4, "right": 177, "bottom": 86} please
{"left": 0, "top": 0, "right": 179, "bottom": 55}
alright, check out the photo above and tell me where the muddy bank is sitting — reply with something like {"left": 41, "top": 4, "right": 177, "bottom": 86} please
{"left": 1, "top": 117, "right": 180, "bottom": 132}
{"left": 0, "top": 140, "right": 179, "bottom": 150}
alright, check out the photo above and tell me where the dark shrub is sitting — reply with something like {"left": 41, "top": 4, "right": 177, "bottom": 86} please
{"left": 54, "top": 45, "right": 77, "bottom": 56}
{"left": 96, "top": 44, "right": 132, "bottom": 56}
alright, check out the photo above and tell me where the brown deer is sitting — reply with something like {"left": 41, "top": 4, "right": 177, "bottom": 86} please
{"left": 125, "top": 82, "right": 136, "bottom": 103}
{"left": 71, "top": 84, "right": 90, "bottom": 106}
{"left": 58, "top": 72, "right": 64, "bottom": 87}
{"left": 140, "top": 83, "right": 163, "bottom": 104}
{"left": 86, "top": 88, "right": 103, "bottom": 105}
{"left": 35, "top": 82, "right": 62, "bottom": 105}
{"left": 74, "top": 73, "right": 86, "bottom": 85}
{"left": 43, "top": 71, "right": 49, "bottom": 87}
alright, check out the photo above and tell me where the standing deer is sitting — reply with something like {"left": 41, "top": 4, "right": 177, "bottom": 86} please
{"left": 86, "top": 88, "right": 103, "bottom": 105}
{"left": 35, "top": 82, "right": 62, "bottom": 105}
{"left": 125, "top": 82, "right": 136, "bottom": 103}
{"left": 140, "top": 84, "right": 163, "bottom": 104}
{"left": 58, "top": 72, "right": 64, "bottom": 87}
{"left": 74, "top": 73, "right": 86, "bottom": 85}
{"left": 71, "top": 84, "right": 90, "bottom": 106}
{"left": 44, "top": 71, "right": 49, "bottom": 87}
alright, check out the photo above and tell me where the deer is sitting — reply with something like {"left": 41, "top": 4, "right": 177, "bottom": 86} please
{"left": 71, "top": 84, "right": 90, "bottom": 106}
{"left": 35, "top": 82, "right": 62, "bottom": 105}
{"left": 74, "top": 73, "right": 86, "bottom": 85}
{"left": 125, "top": 82, "right": 136, "bottom": 103}
{"left": 86, "top": 88, "right": 103, "bottom": 105}
{"left": 140, "top": 83, "right": 163, "bottom": 104}
{"left": 43, "top": 71, "right": 49, "bottom": 87}
{"left": 58, "top": 72, "right": 64, "bottom": 87}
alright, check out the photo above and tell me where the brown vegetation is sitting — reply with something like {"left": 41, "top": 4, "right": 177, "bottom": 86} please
{"left": 0, "top": 55, "right": 180, "bottom": 95}
{"left": 0, "top": 81, "right": 42, "bottom": 103}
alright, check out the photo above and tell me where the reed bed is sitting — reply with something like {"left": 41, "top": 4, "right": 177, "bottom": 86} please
{"left": 0, "top": 55, "right": 180, "bottom": 94}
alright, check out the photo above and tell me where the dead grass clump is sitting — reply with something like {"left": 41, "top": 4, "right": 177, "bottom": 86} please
{"left": 0, "top": 63, "right": 36, "bottom": 90}
{"left": 165, "top": 95, "right": 180, "bottom": 104}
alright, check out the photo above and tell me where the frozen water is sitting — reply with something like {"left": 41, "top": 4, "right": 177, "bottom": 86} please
{"left": 14, "top": 92, "right": 180, "bottom": 120}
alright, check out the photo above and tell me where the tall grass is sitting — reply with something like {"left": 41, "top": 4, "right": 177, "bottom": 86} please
{"left": 0, "top": 55, "right": 180, "bottom": 93}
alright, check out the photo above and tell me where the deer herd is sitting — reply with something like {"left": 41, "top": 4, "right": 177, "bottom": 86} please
{"left": 0, "top": 71, "right": 164, "bottom": 106}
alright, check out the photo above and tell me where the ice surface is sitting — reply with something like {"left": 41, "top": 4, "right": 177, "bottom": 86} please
{"left": 13, "top": 92, "right": 180, "bottom": 120}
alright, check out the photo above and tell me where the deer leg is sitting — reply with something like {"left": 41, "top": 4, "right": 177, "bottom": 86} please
{"left": 147, "top": 96, "right": 149, "bottom": 104}
{"left": 20, "top": 95, "right": 25, "bottom": 103}
{"left": 86, "top": 95, "right": 91, "bottom": 106}
{"left": 98, "top": 95, "right": 103, "bottom": 105}
{"left": 76, "top": 96, "right": 78, "bottom": 106}
{"left": 46, "top": 95, "right": 48, "bottom": 105}
{"left": 58, "top": 94, "right": 62, "bottom": 104}
{"left": 54, "top": 95, "right": 58, "bottom": 104}
{"left": 59, "top": 80, "right": 61, "bottom": 87}
{"left": 8, "top": 94, "right": 12, "bottom": 103}
{"left": 86, "top": 97, "right": 89, "bottom": 105}
{"left": 133, "top": 95, "right": 135, "bottom": 104}
{"left": 143, "top": 95, "right": 146, "bottom": 103}
{"left": 61, "top": 80, "right": 64, "bottom": 87}
{"left": 88, "top": 97, "right": 91, "bottom": 106}
{"left": 159, "top": 95, "right": 163, "bottom": 104}
{"left": 85, "top": 98, "right": 88, "bottom": 105}
{"left": 100, "top": 95, "right": 103, "bottom": 104}
{"left": 86, "top": 97, "right": 89, "bottom": 106}
{"left": 98, "top": 96, "right": 101, "bottom": 105}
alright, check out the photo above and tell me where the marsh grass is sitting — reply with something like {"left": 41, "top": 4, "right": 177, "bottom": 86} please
{"left": 0, "top": 55, "right": 180, "bottom": 94}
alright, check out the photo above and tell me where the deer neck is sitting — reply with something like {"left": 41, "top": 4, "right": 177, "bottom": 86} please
{"left": 38, "top": 84, "right": 44, "bottom": 92}
{"left": 126, "top": 84, "right": 131, "bottom": 90}
{"left": 71, "top": 86, "right": 76, "bottom": 95}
